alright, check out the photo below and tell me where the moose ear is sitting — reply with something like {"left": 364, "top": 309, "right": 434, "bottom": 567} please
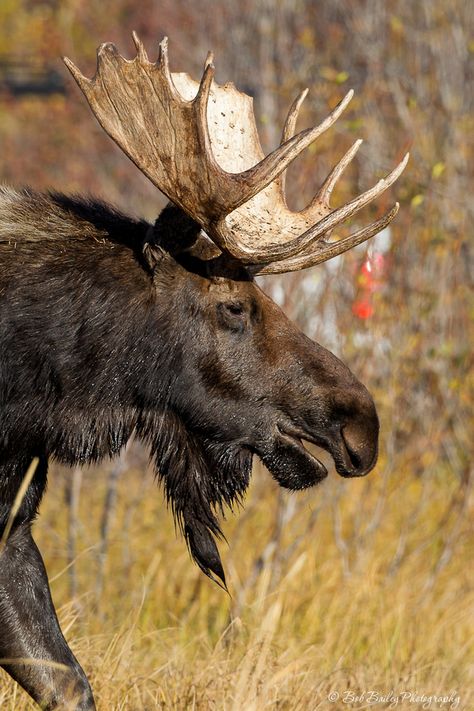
{"left": 143, "top": 201, "right": 204, "bottom": 270}
{"left": 153, "top": 202, "right": 202, "bottom": 254}
{"left": 148, "top": 202, "right": 221, "bottom": 267}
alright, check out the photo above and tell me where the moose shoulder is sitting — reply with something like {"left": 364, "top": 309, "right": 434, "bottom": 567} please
{"left": 0, "top": 36, "right": 406, "bottom": 711}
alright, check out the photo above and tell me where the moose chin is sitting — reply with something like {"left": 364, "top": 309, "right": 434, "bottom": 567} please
{"left": 0, "top": 35, "right": 406, "bottom": 711}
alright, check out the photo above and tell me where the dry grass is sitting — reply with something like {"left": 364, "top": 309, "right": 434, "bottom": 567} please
{"left": 0, "top": 2, "right": 471, "bottom": 709}
{"left": 0, "top": 448, "right": 471, "bottom": 710}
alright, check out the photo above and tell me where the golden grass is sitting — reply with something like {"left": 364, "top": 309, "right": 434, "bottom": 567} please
{"left": 0, "top": 451, "right": 472, "bottom": 710}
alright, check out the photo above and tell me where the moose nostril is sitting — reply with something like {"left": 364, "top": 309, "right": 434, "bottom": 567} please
{"left": 341, "top": 427, "right": 364, "bottom": 472}
{"left": 345, "top": 441, "right": 362, "bottom": 470}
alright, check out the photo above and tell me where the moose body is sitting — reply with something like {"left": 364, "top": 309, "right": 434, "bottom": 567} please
{"left": 0, "top": 36, "right": 406, "bottom": 710}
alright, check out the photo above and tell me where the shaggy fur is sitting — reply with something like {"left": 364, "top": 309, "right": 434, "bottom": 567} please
{"left": 0, "top": 187, "right": 380, "bottom": 710}
{"left": 0, "top": 188, "right": 252, "bottom": 584}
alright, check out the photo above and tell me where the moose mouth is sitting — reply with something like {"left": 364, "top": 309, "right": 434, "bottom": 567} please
{"left": 260, "top": 421, "right": 369, "bottom": 491}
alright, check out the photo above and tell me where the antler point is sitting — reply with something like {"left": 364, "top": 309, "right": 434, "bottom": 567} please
{"left": 205, "top": 51, "right": 215, "bottom": 70}
{"left": 131, "top": 31, "right": 148, "bottom": 62}
{"left": 63, "top": 56, "right": 92, "bottom": 89}
{"left": 98, "top": 42, "right": 118, "bottom": 57}
{"left": 158, "top": 37, "right": 169, "bottom": 64}
{"left": 342, "top": 89, "right": 354, "bottom": 107}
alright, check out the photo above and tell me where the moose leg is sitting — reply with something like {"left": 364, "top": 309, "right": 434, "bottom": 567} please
{"left": 0, "top": 457, "right": 95, "bottom": 710}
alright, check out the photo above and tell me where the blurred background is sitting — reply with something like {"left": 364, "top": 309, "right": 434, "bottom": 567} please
{"left": 0, "top": 1, "right": 472, "bottom": 709}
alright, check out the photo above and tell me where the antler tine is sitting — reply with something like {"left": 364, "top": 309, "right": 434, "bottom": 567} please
{"left": 280, "top": 88, "right": 308, "bottom": 196}
{"left": 132, "top": 31, "right": 148, "bottom": 62}
{"left": 194, "top": 61, "right": 219, "bottom": 174}
{"left": 157, "top": 36, "right": 170, "bottom": 72}
{"left": 281, "top": 88, "right": 309, "bottom": 144}
{"left": 310, "top": 138, "right": 363, "bottom": 210}
{"left": 255, "top": 203, "right": 400, "bottom": 274}
{"left": 63, "top": 56, "right": 92, "bottom": 93}
{"left": 196, "top": 60, "right": 215, "bottom": 110}
{"left": 204, "top": 51, "right": 214, "bottom": 69}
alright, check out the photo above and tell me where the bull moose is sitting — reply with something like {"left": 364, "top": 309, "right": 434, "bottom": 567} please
{"left": 0, "top": 35, "right": 407, "bottom": 710}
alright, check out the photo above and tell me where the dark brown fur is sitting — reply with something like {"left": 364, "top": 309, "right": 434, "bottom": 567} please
{"left": 0, "top": 188, "right": 378, "bottom": 709}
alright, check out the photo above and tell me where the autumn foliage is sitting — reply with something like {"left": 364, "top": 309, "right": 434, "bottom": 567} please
{"left": 0, "top": 1, "right": 472, "bottom": 709}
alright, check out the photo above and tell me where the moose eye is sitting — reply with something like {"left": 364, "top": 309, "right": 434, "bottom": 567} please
{"left": 224, "top": 302, "right": 244, "bottom": 316}
{"left": 217, "top": 301, "right": 247, "bottom": 332}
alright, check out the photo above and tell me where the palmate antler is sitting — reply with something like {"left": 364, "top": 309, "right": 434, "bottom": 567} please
{"left": 64, "top": 34, "right": 408, "bottom": 274}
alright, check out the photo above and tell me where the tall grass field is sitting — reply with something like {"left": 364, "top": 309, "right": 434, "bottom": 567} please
{"left": 0, "top": 445, "right": 471, "bottom": 710}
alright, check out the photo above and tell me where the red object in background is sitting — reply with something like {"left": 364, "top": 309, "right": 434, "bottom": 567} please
{"left": 352, "top": 298, "right": 374, "bottom": 319}
{"left": 352, "top": 253, "right": 387, "bottom": 320}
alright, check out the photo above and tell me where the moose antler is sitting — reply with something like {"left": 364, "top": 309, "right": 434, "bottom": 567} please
{"left": 64, "top": 34, "right": 408, "bottom": 273}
